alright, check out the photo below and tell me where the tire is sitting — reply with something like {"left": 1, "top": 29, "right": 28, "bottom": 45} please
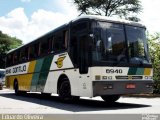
{"left": 14, "top": 81, "right": 19, "bottom": 95}
{"left": 58, "top": 80, "right": 79, "bottom": 102}
{"left": 101, "top": 95, "right": 120, "bottom": 103}
{"left": 14, "top": 81, "right": 27, "bottom": 95}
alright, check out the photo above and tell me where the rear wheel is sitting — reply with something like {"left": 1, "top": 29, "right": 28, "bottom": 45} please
{"left": 14, "top": 81, "right": 26, "bottom": 95}
{"left": 58, "top": 80, "right": 79, "bottom": 102}
{"left": 101, "top": 95, "right": 120, "bottom": 103}
{"left": 14, "top": 81, "right": 19, "bottom": 95}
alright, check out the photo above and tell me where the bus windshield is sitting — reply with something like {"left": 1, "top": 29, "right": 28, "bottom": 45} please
{"left": 92, "top": 21, "right": 150, "bottom": 65}
{"left": 126, "top": 25, "right": 149, "bottom": 64}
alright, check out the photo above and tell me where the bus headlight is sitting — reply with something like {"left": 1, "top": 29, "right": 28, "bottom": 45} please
{"left": 95, "top": 76, "right": 113, "bottom": 80}
{"left": 145, "top": 76, "right": 152, "bottom": 80}
{"left": 102, "top": 76, "right": 112, "bottom": 80}
{"left": 145, "top": 76, "right": 148, "bottom": 79}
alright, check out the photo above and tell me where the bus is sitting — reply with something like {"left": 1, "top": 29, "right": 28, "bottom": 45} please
{"left": 0, "top": 69, "right": 5, "bottom": 90}
{"left": 5, "top": 15, "right": 153, "bottom": 103}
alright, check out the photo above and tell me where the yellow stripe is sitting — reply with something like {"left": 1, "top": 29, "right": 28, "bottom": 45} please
{"left": 144, "top": 68, "right": 151, "bottom": 75}
{"left": 23, "top": 60, "right": 36, "bottom": 90}
{"left": 28, "top": 60, "right": 36, "bottom": 73}
{"left": 5, "top": 76, "right": 14, "bottom": 89}
{"left": 6, "top": 61, "right": 37, "bottom": 91}
{"left": 20, "top": 74, "right": 33, "bottom": 91}
{"left": 6, "top": 74, "right": 34, "bottom": 91}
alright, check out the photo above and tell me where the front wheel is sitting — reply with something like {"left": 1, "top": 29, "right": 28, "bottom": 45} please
{"left": 101, "top": 95, "right": 120, "bottom": 103}
{"left": 58, "top": 80, "right": 79, "bottom": 102}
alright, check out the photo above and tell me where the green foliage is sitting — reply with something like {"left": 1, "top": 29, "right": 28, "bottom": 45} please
{"left": 73, "top": 0, "right": 142, "bottom": 22}
{"left": 148, "top": 32, "right": 160, "bottom": 94}
{"left": 0, "top": 31, "right": 23, "bottom": 68}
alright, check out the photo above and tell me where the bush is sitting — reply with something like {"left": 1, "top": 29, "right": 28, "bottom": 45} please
{"left": 148, "top": 32, "right": 160, "bottom": 94}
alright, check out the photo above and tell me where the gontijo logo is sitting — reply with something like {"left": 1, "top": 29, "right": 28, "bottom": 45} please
{"left": 55, "top": 56, "right": 66, "bottom": 68}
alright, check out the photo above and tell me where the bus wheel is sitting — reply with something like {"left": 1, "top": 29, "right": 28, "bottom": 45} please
{"left": 14, "top": 81, "right": 19, "bottom": 95}
{"left": 59, "top": 80, "right": 79, "bottom": 102}
{"left": 101, "top": 95, "right": 120, "bottom": 103}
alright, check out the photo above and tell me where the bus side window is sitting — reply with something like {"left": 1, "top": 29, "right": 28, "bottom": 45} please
{"left": 29, "top": 46, "right": 34, "bottom": 60}
{"left": 20, "top": 47, "right": 29, "bottom": 62}
{"left": 20, "top": 49, "right": 25, "bottom": 62}
{"left": 13, "top": 52, "right": 20, "bottom": 65}
{"left": 40, "top": 39, "right": 49, "bottom": 56}
{"left": 29, "top": 43, "right": 39, "bottom": 60}
{"left": 53, "top": 31, "right": 67, "bottom": 52}
{"left": 64, "top": 30, "right": 68, "bottom": 49}
{"left": 25, "top": 47, "right": 29, "bottom": 60}
{"left": 6, "top": 54, "right": 13, "bottom": 67}
{"left": 48, "top": 36, "right": 53, "bottom": 53}
{"left": 13, "top": 53, "right": 16, "bottom": 64}
{"left": 54, "top": 32, "right": 62, "bottom": 51}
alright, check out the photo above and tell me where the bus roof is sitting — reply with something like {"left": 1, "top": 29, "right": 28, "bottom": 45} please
{"left": 72, "top": 15, "right": 145, "bottom": 28}
{"left": 7, "top": 15, "right": 146, "bottom": 54}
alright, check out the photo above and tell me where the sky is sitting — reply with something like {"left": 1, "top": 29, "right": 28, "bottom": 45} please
{"left": 0, "top": 0, "right": 160, "bottom": 44}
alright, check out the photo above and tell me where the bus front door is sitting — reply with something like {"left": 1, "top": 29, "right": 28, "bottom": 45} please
{"left": 78, "top": 35, "right": 90, "bottom": 74}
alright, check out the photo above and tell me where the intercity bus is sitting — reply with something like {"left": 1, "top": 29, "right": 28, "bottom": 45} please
{"left": 5, "top": 15, "right": 153, "bottom": 103}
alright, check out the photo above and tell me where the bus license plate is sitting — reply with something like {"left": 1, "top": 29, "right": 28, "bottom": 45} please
{"left": 126, "top": 84, "right": 136, "bottom": 89}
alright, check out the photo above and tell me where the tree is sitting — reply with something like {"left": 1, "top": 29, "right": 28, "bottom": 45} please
{"left": 0, "top": 31, "right": 23, "bottom": 68}
{"left": 148, "top": 32, "right": 160, "bottom": 94}
{"left": 73, "top": 0, "right": 142, "bottom": 21}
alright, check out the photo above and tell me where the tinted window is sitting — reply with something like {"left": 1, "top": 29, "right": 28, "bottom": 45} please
{"left": 6, "top": 54, "right": 13, "bottom": 67}
{"left": 20, "top": 47, "right": 29, "bottom": 62}
{"left": 72, "top": 22, "right": 88, "bottom": 33}
{"left": 40, "top": 40, "right": 49, "bottom": 56}
{"left": 13, "top": 51, "right": 20, "bottom": 64}
{"left": 93, "top": 22, "right": 126, "bottom": 62}
{"left": 53, "top": 31, "right": 67, "bottom": 52}
{"left": 29, "top": 43, "right": 39, "bottom": 60}
{"left": 126, "top": 25, "right": 149, "bottom": 63}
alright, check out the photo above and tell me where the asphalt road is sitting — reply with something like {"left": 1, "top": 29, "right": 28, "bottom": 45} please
{"left": 0, "top": 88, "right": 160, "bottom": 114}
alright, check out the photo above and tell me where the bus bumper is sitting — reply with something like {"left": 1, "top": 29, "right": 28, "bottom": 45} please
{"left": 92, "top": 80, "right": 154, "bottom": 97}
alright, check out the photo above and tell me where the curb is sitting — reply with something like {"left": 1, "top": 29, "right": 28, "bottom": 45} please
{"left": 123, "top": 94, "right": 160, "bottom": 98}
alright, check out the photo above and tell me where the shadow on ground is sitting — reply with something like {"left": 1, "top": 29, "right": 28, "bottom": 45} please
{"left": 0, "top": 92, "right": 151, "bottom": 112}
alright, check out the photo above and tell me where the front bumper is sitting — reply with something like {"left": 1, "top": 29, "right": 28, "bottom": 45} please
{"left": 92, "top": 80, "right": 153, "bottom": 97}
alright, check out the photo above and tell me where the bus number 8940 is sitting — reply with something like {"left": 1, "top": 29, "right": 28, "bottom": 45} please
{"left": 106, "top": 69, "right": 123, "bottom": 74}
